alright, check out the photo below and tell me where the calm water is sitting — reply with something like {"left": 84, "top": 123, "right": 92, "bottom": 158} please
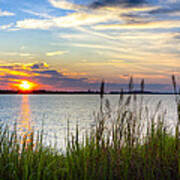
{"left": 0, "top": 94, "right": 178, "bottom": 149}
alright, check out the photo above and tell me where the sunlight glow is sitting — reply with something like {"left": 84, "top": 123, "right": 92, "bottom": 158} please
{"left": 18, "top": 81, "right": 34, "bottom": 91}
{"left": 18, "top": 95, "right": 33, "bottom": 145}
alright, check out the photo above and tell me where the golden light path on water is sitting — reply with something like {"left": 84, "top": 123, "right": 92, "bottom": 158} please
{"left": 18, "top": 95, "right": 33, "bottom": 144}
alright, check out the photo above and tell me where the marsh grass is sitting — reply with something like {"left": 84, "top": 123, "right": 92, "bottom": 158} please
{"left": 0, "top": 78, "right": 180, "bottom": 179}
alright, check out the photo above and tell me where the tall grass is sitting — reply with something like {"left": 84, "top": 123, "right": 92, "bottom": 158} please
{"left": 0, "top": 78, "right": 180, "bottom": 179}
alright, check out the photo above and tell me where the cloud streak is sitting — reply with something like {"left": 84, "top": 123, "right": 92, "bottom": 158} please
{"left": 48, "top": 0, "right": 84, "bottom": 11}
{"left": 46, "top": 51, "right": 68, "bottom": 56}
{"left": 93, "top": 20, "right": 180, "bottom": 30}
{"left": 0, "top": 23, "right": 14, "bottom": 30}
{"left": 0, "top": 52, "right": 33, "bottom": 57}
{"left": 0, "top": 9, "right": 14, "bottom": 16}
{"left": 15, "top": 11, "right": 114, "bottom": 30}
{"left": 90, "top": 0, "right": 147, "bottom": 9}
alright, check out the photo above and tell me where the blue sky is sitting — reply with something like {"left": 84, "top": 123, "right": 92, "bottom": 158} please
{"left": 0, "top": 0, "right": 180, "bottom": 92}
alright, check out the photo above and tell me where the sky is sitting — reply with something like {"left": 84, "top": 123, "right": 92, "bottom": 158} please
{"left": 0, "top": 0, "right": 180, "bottom": 92}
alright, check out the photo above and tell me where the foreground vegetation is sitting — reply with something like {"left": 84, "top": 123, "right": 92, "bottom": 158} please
{"left": 0, "top": 78, "right": 180, "bottom": 179}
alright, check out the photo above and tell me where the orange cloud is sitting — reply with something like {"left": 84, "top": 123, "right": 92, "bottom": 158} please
{"left": 0, "top": 68, "right": 31, "bottom": 77}
{"left": 0, "top": 62, "right": 176, "bottom": 92}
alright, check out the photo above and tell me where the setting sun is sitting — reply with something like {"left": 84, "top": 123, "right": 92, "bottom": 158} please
{"left": 10, "top": 80, "right": 39, "bottom": 92}
{"left": 19, "top": 81, "right": 32, "bottom": 91}
{"left": 18, "top": 81, "right": 35, "bottom": 91}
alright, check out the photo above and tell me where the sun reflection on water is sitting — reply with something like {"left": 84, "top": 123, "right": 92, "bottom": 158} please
{"left": 18, "top": 95, "right": 33, "bottom": 145}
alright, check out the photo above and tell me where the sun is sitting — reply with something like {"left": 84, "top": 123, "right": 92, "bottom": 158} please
{"left": 10, "top": 80, "right": 39, "bottom": 92}
{"left": 18, "top": 81, "right": 34, "bottom": 91}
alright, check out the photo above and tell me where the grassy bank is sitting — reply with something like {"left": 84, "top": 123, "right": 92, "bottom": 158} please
{"left": 0, "top": 80, "right": 180, "bottom": 180}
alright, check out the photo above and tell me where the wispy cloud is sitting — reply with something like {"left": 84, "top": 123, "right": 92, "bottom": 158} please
{"left": 0, "top": 52, "right": 33, "bottom": 57}
{"left": 46, "top": 51, "right": 68, "bottom": 56}
{"left": 48, "top": 0, "right": 84, "bottom": 11}
{"left": 90, "top": 0, "right": 147, "bottom": 9}
{"left": 15, "top": 11, "right": 114, "bottom": 30}
{"left": 149, "top": 2, "right": 180, "bottom": 15}
{"left": 93, "top": 20, "right": 180, "bottom": 30}
{"left": 0, "top": 9, "right": 15, "bottom": 16}
{"left": 22, "top": 9, "right": 53, "bottom": 19}
{"left": 0, "top": 23, "right": 14, "bottom": 30}
{"left": 16, "top": 19, "right": 54, "bottom": 30}
{"left": 71, "top": 43, "right": 127, "bottom": 53}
